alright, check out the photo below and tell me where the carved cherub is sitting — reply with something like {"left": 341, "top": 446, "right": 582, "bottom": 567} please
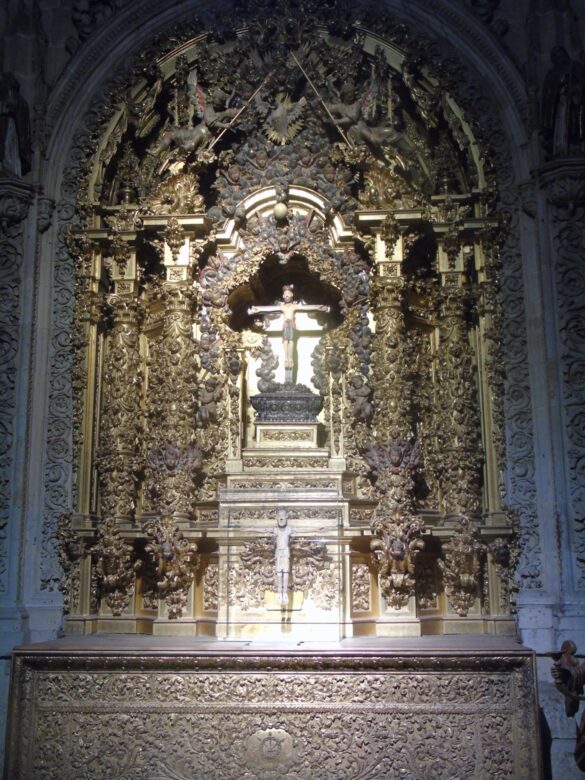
{"left": 196, "top": 377, "right": 222, "bottom": 427}
{"left": 348, "top": 374, "right": 372, "bottom": 421}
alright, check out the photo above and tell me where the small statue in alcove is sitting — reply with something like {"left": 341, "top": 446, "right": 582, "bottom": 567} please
{"left": 541, "top": 46, "right": 585, "bottom": 157}
{"left": 0, "top": 72, "right": 31, "bottom": 176}
{"left": 274, "top": 509, "right": 293, "bottom": 607}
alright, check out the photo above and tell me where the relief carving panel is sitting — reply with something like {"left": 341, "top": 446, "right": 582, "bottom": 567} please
{"left": 7, "top": 653, "right": 541, "bottom": 780}
{"left": 351, "top": 563, "right": 371, "bottom": 612}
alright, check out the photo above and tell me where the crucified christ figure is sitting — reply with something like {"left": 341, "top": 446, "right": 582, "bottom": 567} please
{"left": 248, "top": 285, "right": 330, "bottom": 383}
{"left": 274, "top": 509, "right": 293, "bottom": 607}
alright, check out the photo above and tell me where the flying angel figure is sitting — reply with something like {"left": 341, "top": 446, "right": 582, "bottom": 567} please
{"left": 255, "top": 91, "right": 307, "bottom": 145}
{"left": 188, "top": 69, "right": 238, "bottom": 134}
{"left": 154, "top": 70, "right": 238, "bottom": 160}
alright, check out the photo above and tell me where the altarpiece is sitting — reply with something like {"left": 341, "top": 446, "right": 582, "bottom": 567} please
{"left": 53, "top": 0, "right": 520, "bottom": 642}
{"left": 2, "top": 3, "right": 548, "bottom": 778}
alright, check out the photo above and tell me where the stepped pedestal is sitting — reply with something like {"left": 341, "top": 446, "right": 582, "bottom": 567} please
{"left": 216, "top": 419, "right": 348, "bottom": 640}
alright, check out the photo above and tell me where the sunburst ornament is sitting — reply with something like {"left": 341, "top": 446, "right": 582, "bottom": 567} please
{"left": 258, "top": 92, "right": 307, "bottom": 145}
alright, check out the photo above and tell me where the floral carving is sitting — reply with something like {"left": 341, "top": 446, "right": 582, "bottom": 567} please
{"left": 57, "top": 512, "right": 85, "bottom": 614}
{"left": 439, "top": 516, "right": 481, "bottom": 616}
{"left": 7, "top": 652, "right": 541, "bottom": 780}
{"left": 488, "top": 528, "right": 519, "bottom": 613}
{"left": 371, "top": 520, "right": 425, "bottom": 610}
{"left": 95, "top": 294, "right": 143, "bottom": 522}
{"left": 143, "top": 516, "right": 199, "bottom": 619}
{"left": 364, "top": 275, "right": 428, "bottom": 608}
{"left": 435, "top": 286, "right": 483, "bottom": 517}
{"left": 351, "top": 563, "right": 371, "bottom": 612}
{"left": 202, "top": 561, "right": 219, "bottom": 612}
{"left": 93, "top": 518, "right": 137, "bottom": 615}
{"left": 144, "top": 285, "right": 199, "bottom": 515}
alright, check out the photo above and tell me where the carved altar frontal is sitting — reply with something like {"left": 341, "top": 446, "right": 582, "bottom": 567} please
{"left": 5, "top": 636, "right": 542, "bottom": 779}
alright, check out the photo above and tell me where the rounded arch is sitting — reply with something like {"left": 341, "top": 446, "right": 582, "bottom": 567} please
{"left": 43, "top": 0, "right": 531, "bottom": 203}
{"left": 212, "top": 184, "right": 356, "bottom": 252}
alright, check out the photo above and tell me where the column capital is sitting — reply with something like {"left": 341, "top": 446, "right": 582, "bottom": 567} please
{"left": 537, "top": 158, "right": 585, "bottom": 210}
{"left": 0, "top": 176, "right": 34, "bottom": 228}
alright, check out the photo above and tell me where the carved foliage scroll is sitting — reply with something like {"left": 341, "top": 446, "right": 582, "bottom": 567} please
{"left": 547, "top": 170, "right": 585, "bottom": 587}
{"left": 96, "top": 295, "right": 143, "bottom": 522}
{"left": 145, "top": 286, "right": 200, "bottom": 515}
{"left": 0, "top": 182, "right": 32, "bottom": 592}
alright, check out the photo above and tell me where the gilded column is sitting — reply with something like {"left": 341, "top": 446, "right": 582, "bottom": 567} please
{"left": 367, "top": 252, "right": 423, "bottom": 611}
{"left": 476, "top": 227, "right": 506, "bottom": 512}
{"left": 88, "top": 222, "right": 144, "bottom": 617}
{"left": 142, "top": 226, "right": 200, "bottom": 618}
{"left": 97, "top": 292, "right": 143, "bottom": 522}
{"left": 435, "top": 282, "right": 483, "bottom": 616}
{"left": 59, "top": 232, "right": 102, "bottom": 620}
{"left": 94, "top": 291, "right": 142, "bottom": 615}
{"left": 144, "top": 284, "right": 199, "bottom": 519}
{"left": 66, "top": 233, "right": 102, "bottom": 515}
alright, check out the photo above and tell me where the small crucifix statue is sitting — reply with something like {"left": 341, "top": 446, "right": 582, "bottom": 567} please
{"left": 274, "top": 509, "right": 293, "bottom": 607}
{"left": 248, "top": 285, "right": 330, "bottom": 383}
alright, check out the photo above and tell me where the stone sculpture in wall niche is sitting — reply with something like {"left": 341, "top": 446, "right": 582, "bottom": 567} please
{"left": 0, "top": 73, "right": 31, "bottom": 176}
{"left": 37, "top": 196, "right": 55, "bottom": 232}
{"left": 541, "top": 45, "right": 585, "bottom": 157}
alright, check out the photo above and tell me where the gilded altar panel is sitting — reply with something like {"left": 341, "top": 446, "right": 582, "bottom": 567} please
{"left": 6, "top": 645, "right": 542, "bottom": 779}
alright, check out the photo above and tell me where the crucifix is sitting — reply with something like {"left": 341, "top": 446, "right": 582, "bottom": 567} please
{"left": 248, "top": 285, "right": 330, "bottom": 383}
{"left": 274, "top": 509, "right": 293, "bottom": 607}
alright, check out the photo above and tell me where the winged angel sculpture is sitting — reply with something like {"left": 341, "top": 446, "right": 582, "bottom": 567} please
{"left": 155, "top": 69, "right": 239, "bottom": 160}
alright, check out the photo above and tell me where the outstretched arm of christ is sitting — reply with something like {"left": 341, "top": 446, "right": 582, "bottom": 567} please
{"left": 247, "top": 304, "right": 283, "bottom": 315}
{"left": 295, "top": 304, "right": 330, "bottom": 314}
{"left": 247, "top": 303, "right": 330, "bottom": 316}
